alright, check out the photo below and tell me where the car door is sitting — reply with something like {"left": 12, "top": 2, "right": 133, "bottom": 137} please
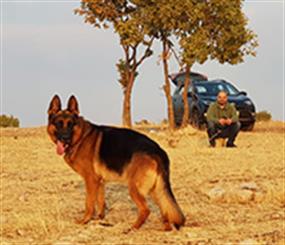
{"left": 173, "top": 85, "right": 193, "bottom": 120}
{"left": 173, "top": 86, "right": 184, "bottom": 120}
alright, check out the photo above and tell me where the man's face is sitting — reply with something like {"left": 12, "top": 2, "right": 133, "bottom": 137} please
{"left": 217, "top": 92, "right": 228, "bottom": 106}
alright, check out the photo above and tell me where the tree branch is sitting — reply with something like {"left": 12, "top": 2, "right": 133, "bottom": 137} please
{"left": 130, "top": 45, "right": 137, "bottom": 69}
{"left": 123, "top": 44, "right": 130, "bottom": 65}
{"left": 135, "top": 37, "right": 155, "bottom": 68}
{"left": 170, "top": 46, "right": 183, "bottom": 70}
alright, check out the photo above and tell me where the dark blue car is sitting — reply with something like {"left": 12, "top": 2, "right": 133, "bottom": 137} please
{"left": 171, "top": 72, "right": 256, "bottom": 131}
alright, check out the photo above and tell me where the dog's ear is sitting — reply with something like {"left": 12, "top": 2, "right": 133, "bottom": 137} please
{"left": 48, "top": 95, "right": 61, "bottom": 115}
{"left": 67, "top": 95, "right": 79, "bottom": 115}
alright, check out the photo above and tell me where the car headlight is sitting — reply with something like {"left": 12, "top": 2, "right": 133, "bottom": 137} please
{"left": 244, "top": 100, "right": 252, "bottom": 106}
{"left": 203, "top": 100, "right": 212, "bottom": 105}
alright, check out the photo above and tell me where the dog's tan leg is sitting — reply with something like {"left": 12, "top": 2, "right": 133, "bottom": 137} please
{"left": 96, "top": 181, "right": 106, "bottom": 219}
{"left": 128, "top": 184, "right": 150, "bottom": 230}
{"left": 162, "top": 216, "right": 172, "bottom": 231}
{"left": 77, "top": 175, "right": 98, "bottom": 224}
{"left": 150, "top": 193, "right": 172, "bottom": 231}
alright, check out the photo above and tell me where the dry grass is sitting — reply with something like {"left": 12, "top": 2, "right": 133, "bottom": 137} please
{"left": 1, "top": 121, "right": 284, "bottom": 244}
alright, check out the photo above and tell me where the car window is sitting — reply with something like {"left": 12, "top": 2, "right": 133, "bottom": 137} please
{"left": 226, "top": 84, "right": 239, "bottom": 95}
{"left": 194, "top": 82, "right": 239, "bottom": 96}
{"left": 179, "top": 86, "right": 192, "bottom": 96}
{"left": 195, "top": 86, "right": 207, "bottom": 94}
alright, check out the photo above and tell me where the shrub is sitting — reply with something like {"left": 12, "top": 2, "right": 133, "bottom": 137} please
{"left": 256, "top": 111, "right": 272, "bottom": 122}
{"left": 161, "top": 119, "right": 168, "bottom": 125}
{"left": 0, "top": 115, "right": 20, "bottom": 128}
{"left": 135, "top": 119, "right": 150, "bottom": 125}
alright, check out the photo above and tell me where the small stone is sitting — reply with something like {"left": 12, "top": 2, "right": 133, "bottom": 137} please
{"left": 236, "top": 189, "right": 253, "bottom": 204}
{"left": 1, "top": 173, "right": 9, "bottom": 178}
{"left": 270, "top": 212, "right": 282, "bottom": 220}
{"left": 16, "top": 229, "right": 25, "bottom": 236}
{"left": 253, "top": 191, "right": 264, "bottom": 203}
{"left": 168, "top": 139, "right": 178, "bottom": 148}
{"left": 207, "top": 187, "right": 226, "bottom": 202}
{"left": 240, "top": 182, "right": 259, "bottom": 191}
{"left": 18, "top": 192, "right": 28, "bottom": 202}
{"left": 187, "top": 232, "right": 199, "bottom": 239}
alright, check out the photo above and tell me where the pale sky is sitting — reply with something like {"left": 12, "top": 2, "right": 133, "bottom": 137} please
{"left": 1, "top": 0, "right": 284, "bottom": 127}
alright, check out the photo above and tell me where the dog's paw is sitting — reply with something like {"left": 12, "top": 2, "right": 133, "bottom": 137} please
{"left": 98, "top": 212, "right": 105, "bottom": 220}
{"left": 163, "top": 222, "right": 172, "bottom": 231}
{"left": 75, "top": 217, "right": 91, "bottom": 225}
{"left": 122, "top": 227, "right": 137, "bottom": 234}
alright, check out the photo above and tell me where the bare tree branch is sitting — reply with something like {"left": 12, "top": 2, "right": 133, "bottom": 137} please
{"left": 135, "top": 37, "right": 155, "bottom": 68}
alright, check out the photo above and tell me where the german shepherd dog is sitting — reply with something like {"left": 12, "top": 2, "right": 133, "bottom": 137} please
{"left": 47, "top": 95, "right": 185, "bottom": 231}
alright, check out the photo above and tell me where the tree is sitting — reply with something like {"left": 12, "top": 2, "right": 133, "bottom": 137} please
{"left": 134, "top": 0, "right": 194, "bottom": 130}
{"left": 75, "top": 0, "right": 153, "bottom": 128}
{"left": 177, "top": 0, "right": 258, "bottom": 128}
{"left": 76, "top": 0, "right": 258, "bottom": 130}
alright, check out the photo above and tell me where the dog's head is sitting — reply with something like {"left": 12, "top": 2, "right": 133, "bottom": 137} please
{"left": 47, "top": 95, "right": 83, "bottom": 155}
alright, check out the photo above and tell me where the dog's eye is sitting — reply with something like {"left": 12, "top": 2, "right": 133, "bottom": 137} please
{"left": 56, "top": 120, "right": 64, "bottom": 128}
{"left": 67, "top": 121, "right": 73, "bottom": 128}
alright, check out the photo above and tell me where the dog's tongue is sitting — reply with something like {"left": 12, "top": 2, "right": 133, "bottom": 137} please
{"left": 56, "top": 141, "right": 65, "bottom": 155}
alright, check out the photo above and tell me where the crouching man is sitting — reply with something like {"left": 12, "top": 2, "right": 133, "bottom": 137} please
{"left": 206, "top": 91, "right": 241, "bottom": 147}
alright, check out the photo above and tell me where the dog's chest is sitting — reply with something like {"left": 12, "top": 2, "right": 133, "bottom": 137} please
{"left": 93, "top": 160, "right": 128, "bottom": 184}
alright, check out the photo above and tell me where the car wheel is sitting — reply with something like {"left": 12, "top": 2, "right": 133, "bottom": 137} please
{"left": 174, "top": 118, "right": 182, "bottom": 128}
{"left": 242, "top": 122, "right": 255, "bottom": 131}
{"left": 191, "top": 110, "right": 202, "bottom": 129}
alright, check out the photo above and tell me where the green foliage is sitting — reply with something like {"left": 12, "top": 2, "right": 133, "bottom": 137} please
{"left": 0, "top": 115, "right": 20, "bottom": 128}
{"left": 74, "top": 1, "right": 151, "bottom": 51}
{"left": 256, "top": 111, "right": 272, "bottom": 122}
{"left": 75, "top": 0, "right": 153, "bottom": 87}
{"left": 116, "top": 59, "right": 138, "bottom": 89}
{"left": 76, "top": 0, "right": 258, "bottom": 80}
{"left": 76, "top": 0, "right": 258, "bottom": 128}
{"left": 177, "top": 0, "right": 258, "bottom": 66}
{"left": 75, "top": 0, "right": 155, "bottom": 127}
{"left": 116, "top": 59, "right": 129, "bottom": 88}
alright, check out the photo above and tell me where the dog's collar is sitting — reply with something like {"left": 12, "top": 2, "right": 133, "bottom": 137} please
{"left": 64, "top": 124, "right": 94, "bottom": 158}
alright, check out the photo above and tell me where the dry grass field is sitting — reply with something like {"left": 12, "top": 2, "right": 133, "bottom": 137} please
{"left": 1, "top": 121, "right": 284, "bottom": 244}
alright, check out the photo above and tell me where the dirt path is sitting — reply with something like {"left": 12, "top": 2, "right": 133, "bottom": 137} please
{"left": 1, "top": 122, "right": 284, "bottom": 244}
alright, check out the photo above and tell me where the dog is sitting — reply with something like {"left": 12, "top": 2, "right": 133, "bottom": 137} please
{"left": 47, "top": 95, "right": 185, "bottom": 231}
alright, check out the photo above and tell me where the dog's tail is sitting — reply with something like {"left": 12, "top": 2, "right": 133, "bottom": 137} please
{"left": 153, "top": 151, "right": 185, "bottom": 229}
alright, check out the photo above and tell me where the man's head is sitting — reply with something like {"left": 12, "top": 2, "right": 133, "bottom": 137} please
{"left": 217, "top": 91, "right": 228, "bottom": 106}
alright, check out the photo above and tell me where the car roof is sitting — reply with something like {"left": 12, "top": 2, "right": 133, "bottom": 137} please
{"left": 193, "top": 79, "right": 227, "bottom": 84}
{"left": 169, "top": 71, "right": 208, "bottom": 80}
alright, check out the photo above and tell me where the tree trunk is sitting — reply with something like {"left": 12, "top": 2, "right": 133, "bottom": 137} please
{"left": 122, "top": 71, "right": 135, "bottom": 128}
{"left": 162, "top": 40, "right": 175, "bottom": 130}
{"left": 181, "top": 65, "right": 191, "bottom": 128}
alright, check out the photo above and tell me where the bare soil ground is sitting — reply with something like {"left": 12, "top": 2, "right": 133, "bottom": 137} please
{"left": 1, "top": 121, "right": 285, "bottom": 244}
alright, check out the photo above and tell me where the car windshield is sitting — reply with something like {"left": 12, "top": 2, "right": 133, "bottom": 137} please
{"left": 194, "top": 82, "right": 239, "bottom": 96}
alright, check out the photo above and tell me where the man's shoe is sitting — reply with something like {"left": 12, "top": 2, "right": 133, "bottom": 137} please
{"left": 226, "top": 143, "right": 237, "bottom": 148}
{"left": 209, "top": 139, "right": 216, "bottom": 147}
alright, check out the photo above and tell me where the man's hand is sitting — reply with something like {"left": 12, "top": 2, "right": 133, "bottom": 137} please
{"left": 225, "top": 119, "right": 233, "bottom": 125}
{"left": 219, "top": 118, "right": 227, "bottom": 126}
{"left": 219, "top": 118, "right": 233, "bottom": 126}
